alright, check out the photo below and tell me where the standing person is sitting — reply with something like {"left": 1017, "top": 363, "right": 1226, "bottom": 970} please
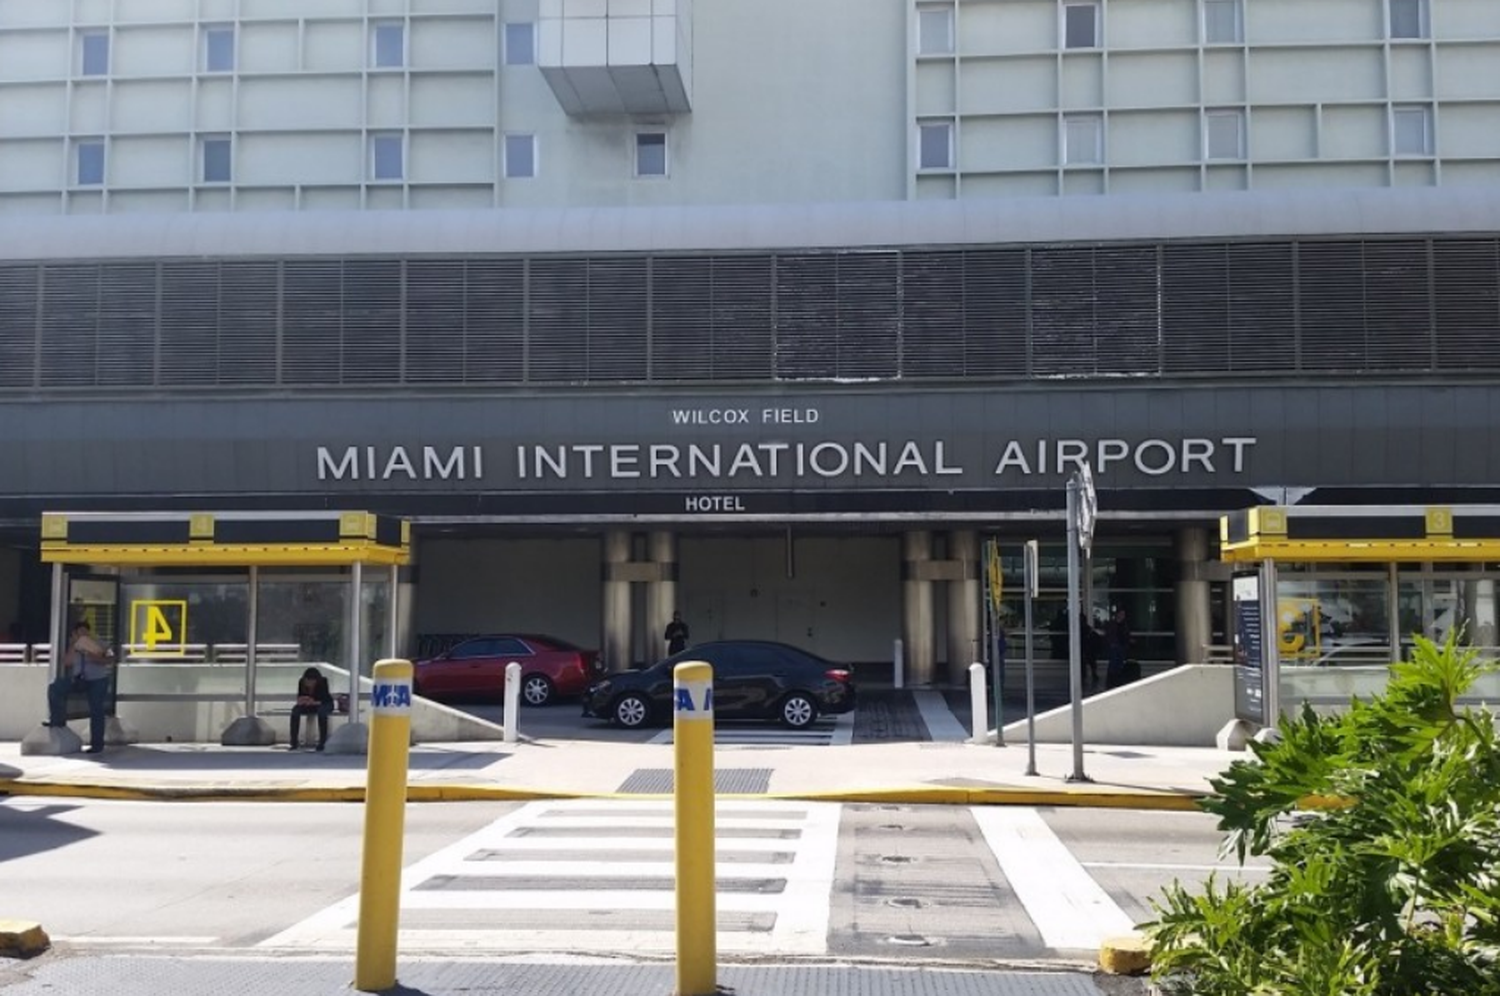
{"left": 1104, "top": 607, "right": 1132, "bottom": 689}
{"left": 288, "top": 666, "right": 335, "bottom": 751}
{"left": 664, "top": 610, "right": 690, "bottom": 655}
{"left": 1049, "top": 606, "right": 1070, "bottom": 666}
{"left": 45, "top": 620, "right": 116, "bottom": 754}
{"left": 1080, "top": 611, "right": 1102, "bottom": 689}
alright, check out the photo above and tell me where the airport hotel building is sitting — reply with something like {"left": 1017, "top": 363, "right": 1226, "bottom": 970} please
{"left": 1, "top": 0, "right": 1499, "bottom": 686}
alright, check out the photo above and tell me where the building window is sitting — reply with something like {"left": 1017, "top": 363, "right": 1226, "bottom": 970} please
{"left": 372, "top": 23, "right": 405, "bottom": 68}
{"left": 1389, "top": 0, "right": 1427, "bottom": 40}
{"left": 504, "top": 22, "right": 536, "bottom": 65}
{"left": 1392, "top": 106, "right": 1432, "bottom": 156}
{"left": 1202, "top": 0, "right": 1242, "bottom": 44}
{"left": 75, "top": 140, "right": 105, "bottom": 185}
{"left": 371, "top": 134, "right": 404, "bottom": 180}
{"left": 918, "top": 120, "right": 954, "bottom": 170}
{"left": 504, "top": 133, "right": 536, "bottom": 178}
{"left": 918, "top": 4, "right": 955, "bottom": 56}
{"left": 1205, "top": 109, "right": 1245, "bottom": 160}
{"left": 1063, "top": 2, "right": 1099, "bottom": 49}
{"left": 635, "top": 132, "right": 667, "bottom": 177}
{"left": 201, "top": 137, "right": 232, "bottom": 183}
{"left": 203, "top": 26, "right": 235, "bottom": 72}
{"left": 1063, "top": 115, "right": 1102, "bottom": 164}
{"left": 80, "top": 32, "right": 109, "bottom": 76}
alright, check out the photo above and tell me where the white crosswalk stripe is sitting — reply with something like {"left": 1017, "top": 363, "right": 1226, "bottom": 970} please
{"left": 648, "top": 712, "right": 853, "bottom": 747}
{"left": 260, "top": 799, "right": 841, "bottom": 956}
{"left": 972, "top": 806, "right": 1136, "bottom": 951}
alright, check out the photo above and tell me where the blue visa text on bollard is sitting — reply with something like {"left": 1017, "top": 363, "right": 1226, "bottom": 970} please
{"left": 674, "top": 680, "right": 713, "bottom": 719}
{"left": 371, "top": 679, "right": 413, "bottom": 713}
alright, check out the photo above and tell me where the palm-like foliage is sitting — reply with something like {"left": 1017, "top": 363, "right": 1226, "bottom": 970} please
{"left": 1144, "top": 634, "right": 1500, "bottom": 996}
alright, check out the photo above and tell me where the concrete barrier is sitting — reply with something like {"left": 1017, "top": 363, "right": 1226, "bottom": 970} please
{"left": 1001, "top": 664, "right": 1236, "bottom": 747}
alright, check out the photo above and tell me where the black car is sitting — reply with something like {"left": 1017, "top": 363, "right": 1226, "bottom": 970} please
{"left": 582, "top": 639, "right": 856, "bottom": 730}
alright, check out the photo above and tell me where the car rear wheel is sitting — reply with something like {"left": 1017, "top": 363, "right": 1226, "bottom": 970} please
{"left": 613, "top": 692, "right": 652, "bottom": 729}
{"left": 521, "top": 674, "right": 555, "bottom": 707}
{"left": 778, "top": 692, "right": 818, "bottom": 730}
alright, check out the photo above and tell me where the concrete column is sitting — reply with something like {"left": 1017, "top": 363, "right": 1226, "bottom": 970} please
{"left": 946, "top": 530, "right": 981, "bottom": 685}
{"left": 645, "top": 530, "right": 678, "bottom": 660}
{"left": 901, "top": 530, "right": 935, "bottom": 685}
{"left": 1175, "top": 526, "right": 1212, "bottom": 665}
{"left": 602, "top": 530, "right": 633, "bottom": 672}
{"left": 394, "top": 534, "right": 417, "bottom": 661}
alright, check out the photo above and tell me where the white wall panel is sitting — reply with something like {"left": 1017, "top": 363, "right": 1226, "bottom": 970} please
{"left": 914, "top": 61, "right": 956, "bottom": 117}
{"left": 1107, "top": 52, "right": 1197, "bottom": 107}
{"left": 1107, "top": 0, "right": 1196, "bottom": 49}
{"left": 1200, "top": 51, "right": 1245, "bottom": 104}
{"left": 0, "top": 139, "right": 60, "bottom": 188}
{"left": 111, "top": 135, "right": 188, "bottom": 185}
{"left": 113, "top": 81, "right": 192, "bottom": 132}
{"left": 239, "top": 133, "right": 360, "bottom": 184}
{"left": 1110, "top": 110, "right": 1198, "bottom": 165}
{"left": 411, "top": 130, "right": 495, "bottom": 181}
{"left": 1249, "top": 49, "right": 1384, "bottom": 104}
{"left": 1250, "top": 106, "right": 1318, "bottom": 160}
{"left": 239, "top": 78, "right": 362, "bottom": 130}
{"left": 411, "top": 17, "right": 498, "bottom": 69}
{"left": 412, "top": 74, "right": 496, "bottom": 124}
{"left": 115, "top": 0, "right": 196, "bottom": 22}
{"left": 1435, "top": 44, "right": 1500, "bottom": 99}
{"left": 240, "top": 22, "right": 301, "bottom": 73}
{"left": 0, "top": 85, "right": 67, "bottom": 136}
{"left": 113, "top": 26, "right": 194, "bottom": 76}
{"left": 964, "top": 115, "right": 1056, "bottom": 170}
{"left": 1320, "top": 105, "right": 1386, "bottom": 160}
{"left": 69, "top": 84, "right": 109, "bottom": 134}
{"left": 1439, "top": 104, "right": 1500, "bottom": 156}
{"left": 1247, "top": 0, "right": 1380, "bottom": 43}
{"left": 196, "top": 79, "right": 235, "bottom": 130}
{"left": 961, "top": 0, "right": 1053, "bottom": 55}
{"left": 0, "top": 31, "right": 68, "bottom": 80}
{"left": 304, "top": 21, "right": 365, "bottom": 72}
{"left": 961, "top": 58, "right": 1055, "bottom": 113}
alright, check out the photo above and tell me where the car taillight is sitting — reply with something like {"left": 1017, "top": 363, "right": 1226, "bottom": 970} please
{"left": 825, "top": 668, "right": 851, "bottom": 683}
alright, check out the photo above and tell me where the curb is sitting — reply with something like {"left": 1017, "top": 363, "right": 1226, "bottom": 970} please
{"left": 1, "top": 776, "right": 1208, "bottom": 809}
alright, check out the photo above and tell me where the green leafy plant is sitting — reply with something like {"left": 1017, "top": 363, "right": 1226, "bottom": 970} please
{"left": 1143, "top": 633, "right": 1500, "bottom": 996}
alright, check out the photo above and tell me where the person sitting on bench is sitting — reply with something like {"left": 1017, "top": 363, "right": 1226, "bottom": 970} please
{"left": 289, "top": 666, "right": 334, "bottom": 751}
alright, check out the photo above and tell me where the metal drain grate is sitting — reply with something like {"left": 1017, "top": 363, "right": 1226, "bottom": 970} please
{"left": 617, "top": 767, "right": 773, "bottom": 794}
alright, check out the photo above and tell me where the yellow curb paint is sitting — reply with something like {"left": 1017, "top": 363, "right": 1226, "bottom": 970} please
{"left": 3, "top": 777, "right": 1208, "bottom": 810}
{"left": 1099, "top": 932, "right": 1153, "bottom": 975}
{"left": 0, "top": 919, "right": 50, "bottom": 958}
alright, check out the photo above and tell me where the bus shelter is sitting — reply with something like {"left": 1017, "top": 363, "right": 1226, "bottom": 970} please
{"left": 1219, "top": 504, "right": 1500, "bottom": 730}
{"left": 37, "top": 510, "right": 410, "bottom": 753}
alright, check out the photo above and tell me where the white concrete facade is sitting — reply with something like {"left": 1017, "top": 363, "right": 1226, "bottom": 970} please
{"left": 4, "top": 0, "right": 1493, "bottom": 215}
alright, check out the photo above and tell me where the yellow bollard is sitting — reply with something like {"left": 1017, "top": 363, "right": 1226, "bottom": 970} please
{"left": 354, "top": 658, "right": 414, "bottom": 992}
{"left": 673, "top": 661, "right": 717, "bottom": 996}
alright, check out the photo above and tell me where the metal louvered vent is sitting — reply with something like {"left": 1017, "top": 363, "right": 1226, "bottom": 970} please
{"left": 342, "top": 260, "right": 403, "bottom": 385}
{"left": 1162, "top": 243, "right": 1229, "bottom": 374}
{"left": 464, "top": 259, "right": 525, "bottom": 383}
{"left": 97, "top": 262, "right": 156, "bottom": 387}
{"left": 282, "top": 260, "right": 341, "bottom": 386}
{"left": 651, "top": 256, "right": 713, "bottom": 381}
{"left": 39, "top": 264, "right": 100, "bottom": 388}
{"left": 588, "top": 258, "right": 648, "bottom": 382}
{"left": 775, "top": 254, "right": 839, "bottom": 380}
{"left": 0, "top": 266, "right": 37, "bottom": 388}
{"left": 1433, "top": 240, "right": 1500, "bottom": 371}
{"left": 709, "top": 256, "right": 773, "bottom": 380}
{"left": 219, "top": 261, "right": 278, "bottom": 385}
{"left": 1032, "top": 247, "right": 1096, "bottom": 377}
{"left": 838, "top": 252, "right": 900, "bottom": 379}
{"left": 529, "top": 258, "right": 588, "bottom": 383}
{"left": 963, "top": 249, "right": 1027, "bottom": 378}
{"left": 159, "top": 262, "right": 218, "bottom": 386}
{"left": 8, "top": 236, "right": 1499, "bottom": 392}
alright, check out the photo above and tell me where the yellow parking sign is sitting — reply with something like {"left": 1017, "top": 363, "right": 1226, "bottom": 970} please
{"left": 129, "top": 599, "right": 189, "bottom": 657}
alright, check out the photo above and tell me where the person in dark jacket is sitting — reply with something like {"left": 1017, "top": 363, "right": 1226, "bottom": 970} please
{"left": 1104, "top": 607, "right": 1132, "bottom": 688}
{"left": 289, "top": 666, "right": 335, "bottom": 751}
{"left": 664, "top": 611, "right": 690, "bottom": 655}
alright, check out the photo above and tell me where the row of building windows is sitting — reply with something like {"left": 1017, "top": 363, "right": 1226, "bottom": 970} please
{"left": 63, "top": 131, "right": 671, "bottom": 186}
{"left": 917, "top": 106, "right": 1434, "bottom": 169}
{"left": 917, "top": 0, "right": 1431, "bottom": 54}
{"left": 71, "top": 20, "right": 542, "bottom": 78}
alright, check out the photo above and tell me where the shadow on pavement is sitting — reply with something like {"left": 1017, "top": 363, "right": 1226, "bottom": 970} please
{"left": 54, "top": 745, "right": 511, "bottom": 773}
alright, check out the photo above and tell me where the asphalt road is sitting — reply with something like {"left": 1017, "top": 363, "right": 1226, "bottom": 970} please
{"left": 1, "top": 795, "right": 1266, "bottom": 968}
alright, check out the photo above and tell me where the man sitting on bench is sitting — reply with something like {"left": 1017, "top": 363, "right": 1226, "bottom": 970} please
{"left": 289, "top": 666, "right": 334, "bottom": 751}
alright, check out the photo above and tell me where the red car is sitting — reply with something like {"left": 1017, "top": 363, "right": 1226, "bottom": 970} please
{"left": 413, "top": 634, "right": 604, "bottom": 707}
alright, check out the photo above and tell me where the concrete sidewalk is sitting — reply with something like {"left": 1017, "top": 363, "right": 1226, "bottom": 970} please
{"left": 0, "top": 734, "right": 1240, "bottom": 808}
